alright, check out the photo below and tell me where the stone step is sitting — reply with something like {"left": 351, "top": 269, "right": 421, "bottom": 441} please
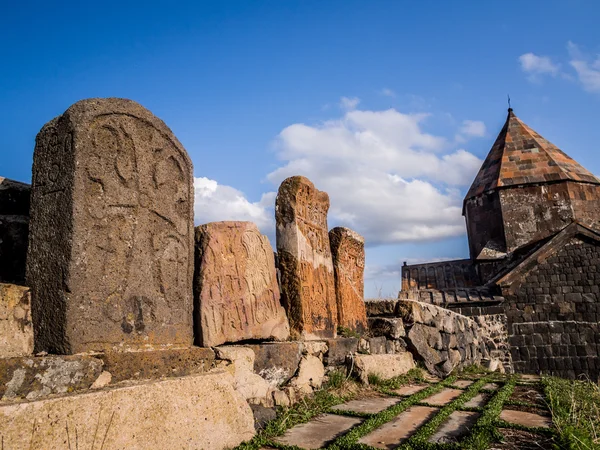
{"left": 393, "top": 384, "right": 428, "bottom": 396}
{"left": 422, "top": 388, "right": 463, "bottom": 406}
{"left": 273, "top": 413, "right": 362, "bottom": 449}
{"left": 358, "top": 405, "right": 439, "bottom": 449}
{"left": 428, "top": 410, "right": 480, "bottom": 444}
{"left": 452, "top": 379, "right": 473, "bottom": 389}
{"left": 463, "top": 393, "right": 489, "bottom": 408}
{"left": 499, "top": 409, "right": 552, "bottom": 428}
{"left": 331, "top": 396, "right": 401, "bottom": 414}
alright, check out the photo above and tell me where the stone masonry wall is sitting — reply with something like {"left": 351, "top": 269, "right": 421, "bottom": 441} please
{"left": 503, "top": 235, "right": 600, "bottom": 380}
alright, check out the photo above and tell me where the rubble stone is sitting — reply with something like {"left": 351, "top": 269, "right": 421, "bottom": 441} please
{"left": 0, "top": 283, "right": 33, "bottom": 357}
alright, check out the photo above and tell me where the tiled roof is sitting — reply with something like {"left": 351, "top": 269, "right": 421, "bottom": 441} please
{"left": 464, "top": 109, "right": 600, "bottom": 201}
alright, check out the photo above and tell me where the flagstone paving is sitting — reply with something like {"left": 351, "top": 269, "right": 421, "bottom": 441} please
{"left": 252, "top": 373, "right": 556, "bottom": 449}
{"left": 358, "top": 405, "right": 439, "bottom": 449}
{"left": 429, "top": 410, "right": 481, "bottom": 444}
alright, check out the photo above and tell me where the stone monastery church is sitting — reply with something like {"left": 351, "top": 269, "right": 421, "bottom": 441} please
{"left": 402, "top": 108, "right": 600, "bottom": 380}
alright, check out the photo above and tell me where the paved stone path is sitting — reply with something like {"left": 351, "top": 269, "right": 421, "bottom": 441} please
{"left": 266, "top": 374, "right": 555, "bottom": 449}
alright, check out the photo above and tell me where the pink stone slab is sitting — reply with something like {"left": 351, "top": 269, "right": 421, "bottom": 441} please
{"left": 358, "top": 406, "right": 439, "bottom": 449}
{"left": 422, "top": 388, "right": 463, "bottom": 406}
{"left": 274, "top": 414, "right": 362, "bottom": 449}
{"left": 453, "top": 380, "right": 473, "bottom": 389}
{"left": 331, "top": 397, "right": 401, "bottom": 414}
{"left": 393, "top": 384, "right": 428, "bottom": 396}
{"left": 499, "top": 409, "right": 552, "bottom": 428}
{"left": 429, "top": 411, "right": 480, "bottom": 443}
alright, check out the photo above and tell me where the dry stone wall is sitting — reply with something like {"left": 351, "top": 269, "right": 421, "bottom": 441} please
{"left": 275, "top": 176, "right": 338, "bottom": 340}
{"left": 27, "top": 98, "right": 194, "bottom": 354}
{"left": 194, "top": 221, "right": 289, "bottom": 346}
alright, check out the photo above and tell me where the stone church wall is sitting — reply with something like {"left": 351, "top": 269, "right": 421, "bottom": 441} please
{"left": 504, "top": 235, "right": 600, "bottom": 380}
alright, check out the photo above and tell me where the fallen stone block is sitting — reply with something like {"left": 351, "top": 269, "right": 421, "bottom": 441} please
{"left": 354, "top": 352, "right": 415, "bottom": 384}
{"left": 0, "top": 370, "right": 255, "bottom": 450}
{"left": 291, "top": 354, "right": 325, "bottom": 393}
{"left": 245, "top": 342, "right": 302, "bottom": 386}
{"left": 0, "top": 283, "right": 33, "bottom": 358}
{"left": 368, "top": 317, "right": 405, "bottom": 340}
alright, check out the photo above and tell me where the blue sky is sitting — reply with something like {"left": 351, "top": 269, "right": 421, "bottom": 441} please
{"left": 2, "top": 1, "right": 600, "bottom": 297}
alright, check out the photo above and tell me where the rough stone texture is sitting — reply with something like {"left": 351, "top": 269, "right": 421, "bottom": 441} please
{"left": 291, "top": 354, "right": 325, "bottom": 393}
{"left": 453, "top": 380, "right": 473, "bottom": 388}
{"left": 398, "top": 300, "right": 494, "bottom": 377}
{"left": 275, "top": 176, "right": 337, "bottom": 340}
{"left": 499, "top": 409, "right": 552, "bottom": 428}
{"left": 97, "top": 346, "right": 215, "bottom": 383}
{"left": 27, "top": 98, "right": 194, "bottom": 354}
{"left": 369, "top": 336, "right": 387, "bottom": 354}
{"left": 245, "top": 342, "right": 302, "bottom": 386}
{"left": 331, "top": 397, "right": 400, "bottom": 414}
{"left": 329, "top": 227, "right": 368, "bottom": 333}
{"left": 464, "top": 393, "right": 489, "bottom": 408}
{"left": 0, "top": 178, "right": 30, "bottom": 285}
{"left": 215, "top": 346, "right": 273, "bottom": 404}
{"left": 368, "top": 317, "right": 405, "bottom": 340}
{"left": 428, "top": 410, "right": 480, "bottom": 443}
{"left": 422, "top": 388, "right": 463, "bottom": 406}
{"left": 0, "top": 355, "right": 103, "bottom": 402}
{"left": 365, "top": 298, "right": 400, "bottom": 317}
{"left": 354, "top": 353, "right": 415, "bottom": 384}
{"left": 358, "top": 405, "right": 439, "bottom": 448}
{"left": 194, "top": 221, "right": 289, "bottom": 347}
{"left": 325, "top": 337, "right": 359, "bottom": 366}
{"left": 274, "top": 413, "right": 362, "bottom": 449}
{"left": 394, "top": 384, "right": 428, "bottom": 396}
{"left": 0, "top": 370, "right": 255, "bottom": 450}
{"left": 0, "top": 283, "right": 33, "bottom": 357}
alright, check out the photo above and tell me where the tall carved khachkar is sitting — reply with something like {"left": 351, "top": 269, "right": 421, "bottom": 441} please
{"left": 194, "top": 221, "right": 290, "bottom": 346}
{"left": 329, "top": 227, "right": 367, "bottom": 333}
{"left": 275, "top": 176, "right": 337, "bottom": 340}
{"left": 27, "top": 98, "right": 194, "bottom": 354}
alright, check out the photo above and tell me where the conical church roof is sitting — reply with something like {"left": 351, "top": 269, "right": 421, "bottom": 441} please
{"left": 464, "top": 109, "right": 600, "bottom": 201}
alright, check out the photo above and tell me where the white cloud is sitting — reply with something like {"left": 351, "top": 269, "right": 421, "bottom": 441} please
{"left": 194, "top": 177, "right": 275, "bottom": 237}
{"left": 519, "top": 52, "right": 560, "bottom": 79}
{"left": 568, "top": 41, "right": 600, "bottom": 93}
{"left": 380, "top": 88, "right": 396, "bottom": 97}
{"left": 339, "top": 96, "right": 360, "bottom": 110}
{"left": 459, "top": 120, "right": 486, "bottom": 137}
{"left": 268, "top": 107, "right": 482, "bottom": 245}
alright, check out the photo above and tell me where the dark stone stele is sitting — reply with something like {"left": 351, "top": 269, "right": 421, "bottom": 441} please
{"left": 0, "top": 177, "right": 30, "bottom": 284}
{"left": 27, "top": 98, "right": 194, "bottom": 354}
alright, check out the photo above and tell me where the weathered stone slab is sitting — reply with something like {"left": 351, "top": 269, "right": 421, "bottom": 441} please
{"left": 274, "top": 413, "right": 362, "bottom": 449}
{"left": 194, "top": 221, "right": 289, "bottom": 346}
{"left": 0, "top": 355, "right": 104, "bottom": 402}
{"left": 393, "top": 384, "right": 428, "bottom": 396}
{"left": 422, "top": 388, "right": 463, "bottom": 406}
{"left": 0, "top": 370, "right": 255, "bottom": 450}
{"left": 98, "top": 346, "right": 215, "bottom": 383}
{"left": 0, "top": 283, "right": 33, "bottom": 357}
{"left": 27, "top": 98, "right": 194, "bottom": 354}
{"left": 365, "top": 299, "right": 400, "bottom": 317}
{"left": 245, "top": 342, "right": 303, "bottom": 386}
{"left": 355, "top": 353, "right": 416, "bottom": 384}
{"left": 331, "top": 396, "right": 400, "bottom": 414}
{"left": 499, "top": 409, "right": 552, "bottom": 428}
{"left": 0, "top": 178, "right": 30, "bottom": 285}
{"left": 369, "top": 317, "right": 406, "bottom": 340}
{"left": 482, "top": 382, "right": 500, "bottom": 391}
{"left": 215, "top": 346, "right": 273, "bottom": 403}
{"left": 453, "top": 380, "right": 473, "bottom": 389}
{"left": 463, "top": 393, "right": 489, "bottom": 408}
{"left": 291, "top": 355, "right": 325, "bottom": 394}
{"left": 329, "top": 227, "right": 367, "bottom": 333}
{"left": 369, "top": 336, "right": 388, "bottom": 354}
{"left": 325, "top": 337, "right": 359, "bottom": 365}
{"left": 358, "top": 405, "right": 439, "bottom": 448}
{"left": 429, "top": 410, "right": 480, "bottom": 443}
{"left": 275, "top": 176, "right": 337, "bottom": 340}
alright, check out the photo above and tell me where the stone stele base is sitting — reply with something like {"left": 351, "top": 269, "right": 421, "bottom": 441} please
{"left": 0, "top": 369, "right": 255, "bottom": 450}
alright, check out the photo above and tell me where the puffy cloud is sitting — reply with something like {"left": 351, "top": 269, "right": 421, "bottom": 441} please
{"left": 194, "top": 177, "right": 275, "bottom": 237}
{"left": 568, "top": 41, "right": 600, "bottom": 93}
{"left": 339, "top": 96, "right": 360, "bottom": 110}
{"left": 459, "top": 120, "right": 486, "bottom": 137}
{"left": 519, "top": 52, "right": 560, "bottom": 79}
{"left": 268, "top": 107, "right": 482, "bottom": 245}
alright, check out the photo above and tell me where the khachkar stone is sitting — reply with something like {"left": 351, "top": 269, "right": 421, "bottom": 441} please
{"left": 27, "top": 98, "right": 194, "bottom": 354}
{"left": 194, "top": 221, "right": 290, "bottom": 346}
{"left": 329, "top": 227, "right": 367, "bottom": 333}
{"left": 275, "top": 176, "right": 337, "bottom": 340}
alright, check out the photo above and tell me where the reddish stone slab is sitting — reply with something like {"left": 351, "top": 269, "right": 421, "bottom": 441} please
{"left": 27, "top": 99, "right": 194, "bottom": 354}
{"left": 499, "top": 409, "right": 552, "bottom": 428}
{"left": 331, "top": 396, "right": 400, "bottom": 414}
{"left": 275, "top": 176, "right": 337, "bottom": 340}
{"left": 274, "top": 413, "right": 362, "bottom": 449}
{"left": 194, "top": 221, "right": 290, "bottom": 346}
{"left": 422, "top": 388, "right": 463, "bottom": 406}
{"left": 453, "top": 380, "right": 473, "bottom": 389}
{"left": 329, "top": 227, "right": 368, "bottom": 333}
{"left": 482, "top": 383, "right": 500, "bottom": 391}
{"left": 429, "top": 410, "right": 480, "bottom": 443}
{"left": 393, "top": 384, "right": 428, "bottom": 396}
{"left": 358, "top": 406, "right": 439, "bottom": 449}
